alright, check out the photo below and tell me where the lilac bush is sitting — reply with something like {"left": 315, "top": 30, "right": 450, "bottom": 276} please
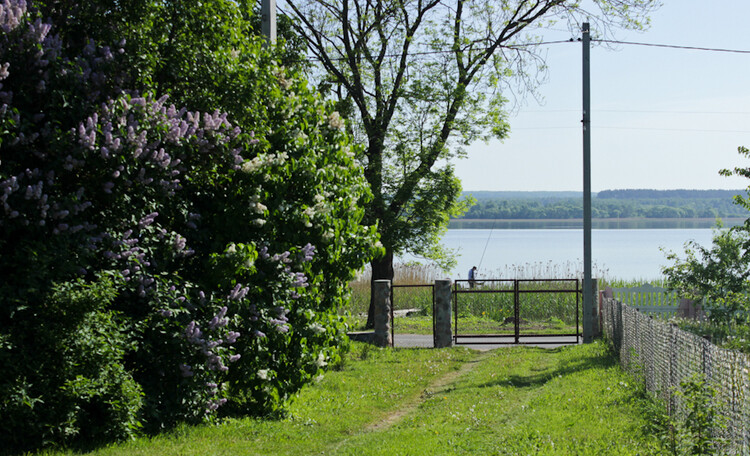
{"left": 1, "top": 0, "right": 379, "bottom": 450}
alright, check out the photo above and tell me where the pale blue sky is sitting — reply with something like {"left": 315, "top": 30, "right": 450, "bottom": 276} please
{"left": 457, "top": 0, "right": 750, "bottom": 192}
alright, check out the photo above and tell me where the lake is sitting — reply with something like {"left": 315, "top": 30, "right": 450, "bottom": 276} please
{"left": 403, "top": 228, "right": 720, "bottom": 282}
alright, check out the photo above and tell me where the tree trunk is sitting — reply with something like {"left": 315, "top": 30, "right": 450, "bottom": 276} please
{"left": 366, "top": 249, "right": 394, "bottom": 329}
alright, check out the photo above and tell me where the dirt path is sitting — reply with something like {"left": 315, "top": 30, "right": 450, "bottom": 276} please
{"left": 325, "top": 350, "right": 492, "bottom": 454}
{"left": 365, "top": 350, "right": 492, "bottom": 432}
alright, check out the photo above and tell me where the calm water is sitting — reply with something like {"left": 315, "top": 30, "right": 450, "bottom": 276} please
{"left": 412, "top": 228, "right": 717, "bottom": 282}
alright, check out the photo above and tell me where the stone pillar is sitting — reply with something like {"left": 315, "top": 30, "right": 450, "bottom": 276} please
{"left": 373, "top": 279, "right": 392, "bottom": 347}
{"left": 592, "top": 278, "right": 600, "bottom": 337}
{"left": 583, "top": 278, "right": 599, "bottom": 343}
{"left": 434, "top": 279, "right": 453, "bottom": 348}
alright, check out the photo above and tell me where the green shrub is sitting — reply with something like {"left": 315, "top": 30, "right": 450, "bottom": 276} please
{"left": 0, "top": 1, "right": 378, "bottom": 450}
{"left": 0, "top": 276, "right": 142, "bottom": 452}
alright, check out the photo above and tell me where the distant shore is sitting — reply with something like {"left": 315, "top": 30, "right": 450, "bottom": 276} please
{"left": 448, "top": 217, "right": 747, "bottom": 230}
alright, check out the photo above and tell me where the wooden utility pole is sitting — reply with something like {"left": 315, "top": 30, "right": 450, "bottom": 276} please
{"left": 582, "top": 22, "right": 594, "bottom": 343}
{"left": 262, "top": 0, "right": 277, "bottom": 45}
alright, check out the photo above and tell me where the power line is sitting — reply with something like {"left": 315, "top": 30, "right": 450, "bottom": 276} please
{"left": 511, "top": 125, "right": 750, "bottom": 133}
{"left": 598, "top": 126, "right": 750, "bottom": 133}
{"left": 307, "top": 39, "right": 574, "bottom": 62}
{"left": 520, "top": 109, "right": 750, "bottom": 115}
{"left": 594, "top": 39, "right": 750, "bottom": 54}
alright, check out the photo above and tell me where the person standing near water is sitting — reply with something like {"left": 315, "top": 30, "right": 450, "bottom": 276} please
{"left": 468, "top": 266, "right": 477, "bottom": 288}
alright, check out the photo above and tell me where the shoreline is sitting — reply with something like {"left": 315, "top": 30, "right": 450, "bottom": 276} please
{"left": 448, "top": 217, "right": 746, "bottom": 230}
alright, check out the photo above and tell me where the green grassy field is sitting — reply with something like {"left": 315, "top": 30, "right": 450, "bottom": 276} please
{"left": 44, "top": 341, "right": 666, "bottom": 455}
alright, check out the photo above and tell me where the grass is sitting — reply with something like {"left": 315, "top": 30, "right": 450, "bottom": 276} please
{"left": 348, "top": 314, "right": 578, "bottom": 336}
{"left": 43, "top": 341, "right": 666, "bottom": 455}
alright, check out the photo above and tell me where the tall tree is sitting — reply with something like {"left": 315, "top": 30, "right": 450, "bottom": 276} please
{"left": 281, "top": 0, "right": 659, "bottom": 326}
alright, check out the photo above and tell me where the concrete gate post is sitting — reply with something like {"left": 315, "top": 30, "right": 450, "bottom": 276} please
{"left": 583, "top": 278, "right": 599, "bottom": 343}
{"left": 373, "top": 279, "right": 392, "bottom": 347}
{"left": 434, "top": 279, "right": 453, "bottom": 348}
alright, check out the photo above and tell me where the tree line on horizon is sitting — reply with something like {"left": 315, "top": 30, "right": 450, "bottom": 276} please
{"left": 457, "top": 189, "right": 747, "bottom": 220}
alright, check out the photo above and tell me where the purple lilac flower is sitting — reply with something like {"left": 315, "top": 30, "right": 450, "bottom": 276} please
{"left": 292, "top": 272, "right": 308, "bottom": 288}
{"left": 300, "top": 243, "right": 316, "bottom": 262}
{"left": 225, "top": 331, "right": 240, "bottom": 344}
{"left": 209, "top": 306, "right": 229, "bottom": 329}
{"left": 138, "top": 211, "right": 158, "bottom": 228}
{"left": 229, "top": 354, "right": 241, "bottom": 363}
{"left": 173, "top": 234, "right": 186, "bottom": 251}
{"left": 179, "top": 364, "right": 193, "bottom": 377}
{"left": 185, "top": 321, "right": 203, "bottom": 343}
{"left": 227, "top": 283, "right": 248, "bottom": 301}
{"left": 272, "top": 251, "right": 291, "bottom": 263}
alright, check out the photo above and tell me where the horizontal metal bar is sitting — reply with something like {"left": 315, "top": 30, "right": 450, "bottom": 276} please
{"left": 454, "top": 289, "right": 581, "bottom": 294}
{"left": 455, "top": 333, "right": 580, "bottom": 338}
{"left": 454, "top": 339, "right": 580, "bottom": 345}
{"left": 454, "top": 289, "right": 515, "bottom": 294}
{"left": 517, "top": 289, "right": 581, "bottom": 293}
{"left": 392, "top": 284, "right": 434, "bottom": 288}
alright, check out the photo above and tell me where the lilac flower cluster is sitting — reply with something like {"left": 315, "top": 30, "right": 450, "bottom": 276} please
{"left": 268, "top": 307, "right": 290, "bottom": 333}
{"left": 300, "top": 243, "right": 316, "bottom": 262}
{"left": 183, "top": 310, "right": 240, "bottom": 377}
{"left": 227, "top": 283, "right": 249, "bottom": 301}
{"left": 208, "top": 306, "right": 228, "bottom": 329}
{"left": 0, "top": 0, "right": 26, "bottom": 34}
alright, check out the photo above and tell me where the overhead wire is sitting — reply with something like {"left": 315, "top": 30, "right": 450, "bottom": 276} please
{"left": 593, "top": 39, "right": 750, "bottom": 55}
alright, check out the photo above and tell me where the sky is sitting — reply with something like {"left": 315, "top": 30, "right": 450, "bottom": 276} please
{"left": 456, "top": 0, "right": 750, "bottom": 193}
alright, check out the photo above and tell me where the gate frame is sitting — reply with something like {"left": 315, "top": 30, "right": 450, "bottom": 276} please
{"left": 390, "top": 283, "right": 435, "bottom": 347}
{"left": 452, "top": 278, "right": 581, "bottom": 345}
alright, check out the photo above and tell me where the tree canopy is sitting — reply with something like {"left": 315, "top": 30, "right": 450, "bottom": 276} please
{"left": 281, "top": 0, "right": 660, "bottom": 324}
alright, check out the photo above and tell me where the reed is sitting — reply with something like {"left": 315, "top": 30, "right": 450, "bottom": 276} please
{"left": 346, "top": 261, "right": 617, "bottom": 330}
{"left": 347, "top": 262, "right": 446, "bottom": 315}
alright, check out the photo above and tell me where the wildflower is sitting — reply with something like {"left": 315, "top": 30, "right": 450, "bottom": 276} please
{"left": 257, "top": 369, "right": 269, "bottom": 380}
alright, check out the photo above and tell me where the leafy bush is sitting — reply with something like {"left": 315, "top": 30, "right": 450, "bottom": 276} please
{"left": 662, "top": 225, "right": 750, "bottom": 326}
{"left": 0, "top": 275, "right": 142, "bottom": 451}
{"left": 0, "top": 0, "right": 378, "bottom": 451}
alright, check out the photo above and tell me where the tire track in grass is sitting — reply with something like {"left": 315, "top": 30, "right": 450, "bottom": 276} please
{"left": 327, "top": 349, "right": 493, "bottom": 453}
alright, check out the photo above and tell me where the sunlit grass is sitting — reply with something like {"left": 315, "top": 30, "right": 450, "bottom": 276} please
{"left": 43, "top": 342, "right": 665, "bottom": 455}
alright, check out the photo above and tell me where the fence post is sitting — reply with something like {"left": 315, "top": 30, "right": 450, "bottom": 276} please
{"left": 583, "top": 278, "right": 599, "bottom": 343}
{"left": 434, "top": 279, "right": 453, "bottom": 348}
{"left": 373, "top": 279, "right": 392, "bottom": 347}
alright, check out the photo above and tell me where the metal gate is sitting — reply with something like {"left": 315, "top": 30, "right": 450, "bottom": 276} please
{"left": 453, "top": 278, "right": 581, "bottom": 345}
{"left": 390, "top": 283, "right": 435, "bottom": 347}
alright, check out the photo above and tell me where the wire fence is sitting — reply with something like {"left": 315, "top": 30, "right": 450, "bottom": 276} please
{"left": 602, "top": 297, "right": 750, "bottom": 454}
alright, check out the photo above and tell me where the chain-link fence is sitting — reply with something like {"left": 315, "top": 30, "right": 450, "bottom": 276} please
{"left": 602, "top": 297, "right": 750, "bottom": 454}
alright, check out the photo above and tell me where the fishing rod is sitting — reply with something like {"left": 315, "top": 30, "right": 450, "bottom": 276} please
{"left": 477, "top": 219, "right": 496, "bottom": 271}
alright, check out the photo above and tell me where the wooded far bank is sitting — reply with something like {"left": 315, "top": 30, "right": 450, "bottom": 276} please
{"left": 456, "top": 189, "right": 747, "bottom": 220}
